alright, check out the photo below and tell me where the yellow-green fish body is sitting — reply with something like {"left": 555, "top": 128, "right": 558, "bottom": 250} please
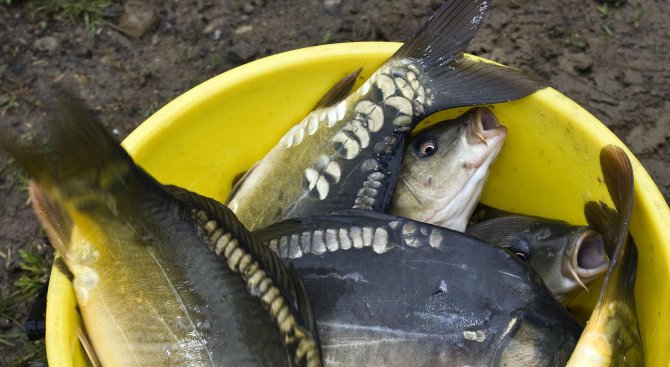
{"left": 5, "top": 91, "right": 322, "bottom": 367}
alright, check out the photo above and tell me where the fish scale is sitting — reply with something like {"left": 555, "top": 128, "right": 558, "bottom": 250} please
{"left": 227, "top": 0, "right": 546, "bottom": 231}
{"left": 1, "top": 89, "right": 324, "bottom": 367}
{"left": 256, "top": 211, "right": 475, "bottom": 259}
{"left": 254, "top": 210, "right": 583, "bottom": 366}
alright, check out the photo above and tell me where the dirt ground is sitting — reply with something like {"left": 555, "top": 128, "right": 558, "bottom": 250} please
{"left": 1, "top": 0, "right": 668, "bottom": 364}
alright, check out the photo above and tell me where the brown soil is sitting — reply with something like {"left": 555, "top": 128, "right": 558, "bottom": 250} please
{"left": 1, "top": 0, "right": 668, "bottom": 364}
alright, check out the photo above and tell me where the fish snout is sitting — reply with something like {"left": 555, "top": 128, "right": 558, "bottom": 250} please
{"left": 565, "top": 229, "right": 610, "bottom": 290}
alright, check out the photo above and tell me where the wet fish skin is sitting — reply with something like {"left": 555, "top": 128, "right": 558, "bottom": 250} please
{"left": 567, "top": 145, "right": 643, "bottom": 366}
{"left": 227, "top": 0, "right": 545, "bottom": 231}
{"left": 466, "top": 213, "right": 609, "bottom": 304}
{"left": 2, "top": 90, "right": 321, "bottom": 367}
{"left": 255, "top": 209, "right": 583, "bottom": 366}
{"left": 389, "top": 107, "right": 507, "bottom": 232}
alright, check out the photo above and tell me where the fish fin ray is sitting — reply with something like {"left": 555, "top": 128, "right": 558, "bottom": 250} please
{"left": 423, "top": 57, "right": 546, "bottom": 113}
{"left": 573, "top": 145, "right": 642, "bottom": 365}
{"left": 1, "top": 87, "right": 162, "bottom": 234}
{"left": 600, "top": 145, "right": 634, "bottom": 237}
{"left": 393, "top": 0, "right": 487, "bottom": 63}
{"left": 77, "top": 326, "right": 102, "bottom": 367}
{"left": 391, "top": 0, "right": 545, "bottom": 113}
{"left": 313, "top": 68, "right": 363, "bottom": 109}
{"left": 584, "top": 201, "right": 618, "bottom": 258}
{"left": 29, "top": 181, "right": 72, "bottom": 256}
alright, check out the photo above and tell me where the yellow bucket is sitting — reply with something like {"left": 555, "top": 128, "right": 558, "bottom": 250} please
{"left": 45, "top": 42, "right": 670, "bottom": 366}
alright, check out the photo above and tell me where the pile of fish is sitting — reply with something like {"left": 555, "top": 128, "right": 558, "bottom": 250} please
{"left": 0, "top": 0, "right": 644, "bottom": 366}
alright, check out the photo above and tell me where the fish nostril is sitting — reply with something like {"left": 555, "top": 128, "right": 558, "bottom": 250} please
{"left": 479, "top": 108, "right": 500, "bottom": 131}
{"left": 577, "top": 231, "right": 607, "bottom": 269}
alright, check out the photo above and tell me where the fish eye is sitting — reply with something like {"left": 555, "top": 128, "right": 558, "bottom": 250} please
{"left": 416, "top": 140, "right": 437, "bottom": 157}
{"left": 514, "top": 252, "right": 527, "bottom": 261}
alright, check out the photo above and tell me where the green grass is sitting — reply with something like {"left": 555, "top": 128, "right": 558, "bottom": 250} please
{"left": 0, "top": 290, "right": 47, "bottom": 366}
{"left": 37, "top": 0, "right": 113, "bottom": 31}
{"left": 321, "top": 30, "right": 332, "bottom": 44}
{"left": 563, "top": 33, "right": 587, "bottom": 51}
{"left": 596, "top": 3, "right": 608, "bottom": 17}
{"left": 633, "top": 4, "right": 644, "bottom": 28}
{"left": 14, "top": 249, "right": 50, "bottom": 298}
{"left": 601, "top": 24, "right": 613, "bottom": 36}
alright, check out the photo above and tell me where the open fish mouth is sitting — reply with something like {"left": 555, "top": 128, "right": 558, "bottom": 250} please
{"left": 574, "top": 229, "right": 610, "bottom": 279}
{"left": 466, "top": 107, "right": 508, "bottom": 149}
{"left": 564, "top": 229, "right": 609, "bottom": 294}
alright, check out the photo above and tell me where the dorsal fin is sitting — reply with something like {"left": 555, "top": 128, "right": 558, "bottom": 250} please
{"left": 313, "top": 68, "right": 363, "bottom": 110}
{"left": 164, "top": 185, "right": 322, "bottom": 366}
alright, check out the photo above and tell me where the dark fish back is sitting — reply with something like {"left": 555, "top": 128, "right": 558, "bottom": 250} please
{"left": 255, "top": 210, "right": 582, "bottom": 366}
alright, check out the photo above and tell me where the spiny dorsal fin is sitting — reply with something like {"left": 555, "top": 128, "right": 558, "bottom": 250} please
{"left": 391, "top": 0, "right": 546, "bottom": 114}
{"left": 164, "top": 185, "right": 322, "bottom": 366}
{"left": 313, "top": 68, "right": 363, "bottom": 110}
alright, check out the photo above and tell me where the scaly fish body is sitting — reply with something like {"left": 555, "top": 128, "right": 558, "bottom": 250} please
{"left": 5, "top": 91, "right": 322, "bottom": 367}
{"left": 466, "top": 211, "right": 609, "bottom": 304}
{"left": 227, "top": 0, "right": 545, "bottom": 231}
{"left": 389, "top": 107, "right": 507, "bottom": 232}
{"left": 254, "top": 210, "right": 583, "bottom": 366}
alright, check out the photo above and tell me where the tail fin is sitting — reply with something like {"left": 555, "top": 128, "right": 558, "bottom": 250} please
{"left": 0, "top": 88, "right": 160, "bottom": 227}
{"left": 584, "top": 201, "right": 619, "bottom": 258}
{"left": 392, "top": 0, "right": 545, "bottom": 115}
{"left": 570, "top": 145, "right": 643, "bottom": 365}
{"left": 0, "top": 87, "right": 137, "bottom": 201}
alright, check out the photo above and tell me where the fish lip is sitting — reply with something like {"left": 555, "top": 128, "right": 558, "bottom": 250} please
{"left": 569, "top": 229, "right": 610, "bottom": 281}
{"left": 467, "top": 107, "right": 507, "bottom": 145}
{"left": 479, "top": 107, "right": 500, "bottom": 131}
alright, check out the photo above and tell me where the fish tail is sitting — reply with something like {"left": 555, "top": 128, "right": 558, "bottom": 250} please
{"left": 1, "top": 87, "right": 160, "bottom": 246}
{"left": 572, "top": 145, "right": 643, "bottom": 366}
{"left": 391, "top": 0, "right": 545, "bottom": 115}
{"left": 0, "top": 86, "right": 147, "bottom": 209}
{"left": 610, "top": 235, "right": 638, "bottom": 311}
{"left": 3, "top": 87, "right": 133, "bottom": 191}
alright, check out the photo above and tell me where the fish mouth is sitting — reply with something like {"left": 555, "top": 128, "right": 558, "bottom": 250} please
{"left": 565, "top": 229, "right": 609, "bottom": 290}
{"left": 466, "top": 107, "right": 508, "bottom": 146}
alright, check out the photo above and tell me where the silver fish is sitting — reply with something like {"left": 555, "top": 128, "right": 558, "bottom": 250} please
{"left": 389, "top": 107, "right": 507, "bottom": 232}
{"left": 227, "top": 0, "right": 545, "bottom": 231}
{"left": 1, "top": 90, "right": 322, "bottom": 367}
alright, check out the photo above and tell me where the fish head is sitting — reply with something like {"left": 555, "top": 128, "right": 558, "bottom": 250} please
{"left": 390, "top": 107, "right": 507, "bottom": 231}
{"left": 518, "top": 225, "right": 609, "bottom": 304}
